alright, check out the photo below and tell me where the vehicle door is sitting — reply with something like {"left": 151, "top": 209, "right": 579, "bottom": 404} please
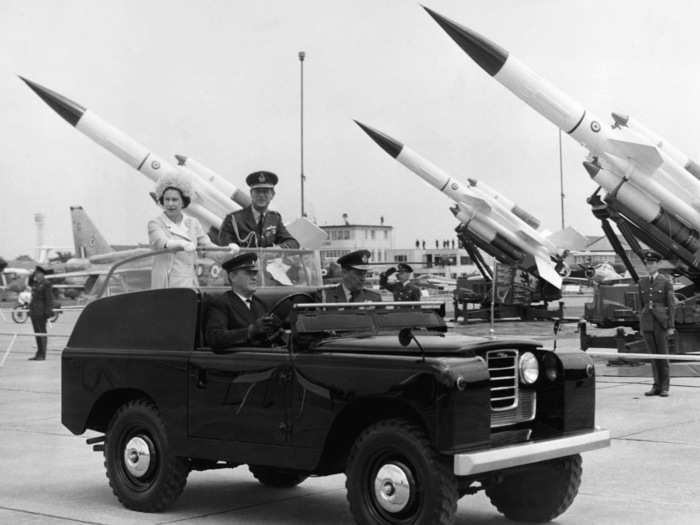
{"left": 188, "top": 348, "right": 293, "bottom": 445}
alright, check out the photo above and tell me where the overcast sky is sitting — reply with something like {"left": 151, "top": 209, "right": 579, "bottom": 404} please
{"left": 2, "top": 0, "right": 700, "bottom": 258}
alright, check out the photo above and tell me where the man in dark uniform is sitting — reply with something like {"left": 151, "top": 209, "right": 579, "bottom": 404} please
{"left": 205, "top": 253, "right": 282, "bottom": 349}
{"left": 218, "top": 171, "right": 299, "bottom": 248}
{"left": 379, "top": 263, "right": 422, "bottom": 301}
{"left": 638, "top": 250, "right": 675, "bottom": 397}
{"left": 321, "top": 250, "right": 381, "bottom": 302}
{"left": 28, "top": 266, "right": 54, "bottom": 361}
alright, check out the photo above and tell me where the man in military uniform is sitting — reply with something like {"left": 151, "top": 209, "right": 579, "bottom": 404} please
{"left": 321, "top": 250, "right": 381, "bottom": 303}
{"left": 638, "top": 250, "right": 675, "bottom": 397}
{"left": 380, "top": 263, "right": 422, "bottom": 301}
{"left": 218, "top": 171, "right": 299, "bottom": 248}
{"left": 205, "top": 253, "right": 282, "bottom": 349}
{"left": 28, "top": 265, "right": 54, "bottom": 361}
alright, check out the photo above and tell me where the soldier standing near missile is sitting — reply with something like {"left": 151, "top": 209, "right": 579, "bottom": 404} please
{"left": 638, "top": 250, "right": 675, "bottom": 397}
{"left": 218, "top": 171, "right": 299, "bottom": 249}
{"left": 380, "top": 263, "right": 422, "bottom": 301}
{"left": 321, "top": 250, "right": 381, "bottom": 303}
{"left": 149, "top": 173, "right": 238, "bottom": 288}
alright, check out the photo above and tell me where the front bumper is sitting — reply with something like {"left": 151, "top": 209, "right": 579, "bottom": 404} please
{"left": 453, "top": 428, "right": 610, "bottom": 476}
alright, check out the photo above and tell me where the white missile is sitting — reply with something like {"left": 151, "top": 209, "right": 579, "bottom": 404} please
{"left": 20, "top": 77, "right": 227, "bottom": 228}
{"left": 175, "top": 155, "right": 252, "bottom": 208}
{"left": 424, "top": 8, "right": 700, "bottom": 234}
{"left": 355, "top": 120, "right": 563, "bottom": 288}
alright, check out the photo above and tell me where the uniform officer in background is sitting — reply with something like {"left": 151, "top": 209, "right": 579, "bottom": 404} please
{"left": 218, "top": 171, "right": 299, "bottom": 249}
{"left": 638, "top": 250, "right": 675, "bottom": 397}
{"left": 380, "top": 263, "right": 422, "bottom": 301}
{"left": 28, "top": 266, "right": 54, "bottom": 361}
{"left": 322, "top": 250, "right": 381, "bottom": 303}
{"left": 205, "top": 253, "right": 282, "bottom": 349}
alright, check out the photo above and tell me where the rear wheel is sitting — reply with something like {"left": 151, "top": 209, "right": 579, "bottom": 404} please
{"left": 346, "top": 419, "right": 457, "bottom": 525}
{"left": 248, "top": 465, "right": 308, "bottom": 488}
{"left": 104, "top": 399, "right": 189, "bottom": 512}
{"left": 486, "top": 454, "right": 582, "bottom": 522}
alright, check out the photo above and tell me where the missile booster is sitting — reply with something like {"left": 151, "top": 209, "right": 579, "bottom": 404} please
{"left": 20, "top": 77, "right": 239, "bottom": 229}
{"left": 355, "top": 120, "right": 563, "bottom": 288}
{"left": 175, "top": 154, "right": 252, "bottom": 208}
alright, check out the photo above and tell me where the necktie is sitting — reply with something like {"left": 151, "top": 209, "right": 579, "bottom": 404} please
{"left": 350, "top": 290, "right": 359, "bottom": 302}
{"left": 256, "top": 213, "right": 264, "bottom": 241}
{"left": 245, "top": 298, "right": 252, "bottom": 310}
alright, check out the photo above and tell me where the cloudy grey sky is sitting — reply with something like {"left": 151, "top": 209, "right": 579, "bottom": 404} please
{"left": 2, "top": 0, "right": 700, "bottom": 258}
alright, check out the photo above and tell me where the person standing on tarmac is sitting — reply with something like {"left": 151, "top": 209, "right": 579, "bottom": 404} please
{"left": 28, "top": 266, "right": 54, "bottom": 361}
{"left": 379, "top": 263, "right": 422, "bottom": 301}
{"left": 321, "top": 250, "right": 381, "bottom": 303}
{"left": 638, "top": 249, "right": 675, "bottom": 397}
{"left": 218, "top": 171, "right": 299, "bottom": 248}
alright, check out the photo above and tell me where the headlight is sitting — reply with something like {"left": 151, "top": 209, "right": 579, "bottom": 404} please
{"left": 519, "top": 352, "right": 539, "bottom": 384}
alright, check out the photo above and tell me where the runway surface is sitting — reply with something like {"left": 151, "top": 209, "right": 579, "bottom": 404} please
{"left": 1, "top": 306, "right": 699, "bottom": 524}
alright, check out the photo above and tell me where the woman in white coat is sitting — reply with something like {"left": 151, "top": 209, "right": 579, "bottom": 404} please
{"left": 148, "top": 173, "right": 237, "bottom": 288}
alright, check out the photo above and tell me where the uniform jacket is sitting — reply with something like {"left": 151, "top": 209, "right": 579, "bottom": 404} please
{"left": 29, "top": 279, "right": 54, "bottom": 319}
{"left": 379, "top": 273, "right": 422, "bottom": 301}
{"left": 639, "top": 273, "right": 675, "bottom": 331}
{"left": 205, "top": 291, "right": 269, "bottom": 349}
{"left": 321, "top": 283, "right": 382, "bottom": 303}
{"left": 148, "top": 213, "right": 213, "bottom": 289}
{"left": 219, "top": 207, "right": 299, "bottom": 248}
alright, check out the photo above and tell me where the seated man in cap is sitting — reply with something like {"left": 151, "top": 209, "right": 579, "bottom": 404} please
{"left": 205, "top": 253, "right": 283, "bottom": 349}
{"left": 638, "top": 249, "right": 675, "bottom": 397}
{"left": 321, "top": 250, "right": 381, "bottom": 303}
{"left": 218, "top": 171, "right": 299, "bottom": 249}
{"left": 379, "top": 263, "right": 422, "bottom": 302}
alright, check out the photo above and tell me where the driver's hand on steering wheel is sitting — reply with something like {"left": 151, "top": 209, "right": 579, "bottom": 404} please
{"left": 249, "top": 314, "right": 283, "bottom": 338}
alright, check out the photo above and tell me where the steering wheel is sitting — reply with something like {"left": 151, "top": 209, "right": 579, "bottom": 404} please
{"left": 267, "top": 292, "right": 318, "bottom": 326}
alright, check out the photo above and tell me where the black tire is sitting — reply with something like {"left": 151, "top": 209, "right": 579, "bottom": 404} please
{"left": 346, "top": 418, "right": 457, "bottom": 525}
{"left": 486, "top": 454, "right": 582, "bottom": 523}
{"left": 104, "top": 399, "right": 189, "bottom": 512}
{"left": 11, "top": 305, "right": 28, "bottom": 324}
{"left": 248, "top": 465, "right": 309, "bottom": 488}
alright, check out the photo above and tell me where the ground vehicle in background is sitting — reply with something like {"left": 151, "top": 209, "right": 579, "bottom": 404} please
{"left": 61, "top": 272, "right": 609, "bottom": 524}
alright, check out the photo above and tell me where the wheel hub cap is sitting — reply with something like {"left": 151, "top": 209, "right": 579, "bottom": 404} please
{"left": 123, "top": 436, "right": 153, "bottom": 478}
{"left": 373, "top": 463, "right": 412, "bottom": 512}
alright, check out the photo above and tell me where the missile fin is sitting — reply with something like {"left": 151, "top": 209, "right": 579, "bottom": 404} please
{"left": 534, "top": 256, "right": 563, "bottom": 289}
{"left": 607, "top": 138, "right": 664, "bottom": 174}
{"left": 458, "top": 193, "right": 491, "bottom": 213}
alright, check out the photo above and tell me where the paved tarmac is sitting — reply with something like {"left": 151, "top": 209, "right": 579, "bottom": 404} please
{"left": 1, "top": 308, "right": 699, "bottom": 524}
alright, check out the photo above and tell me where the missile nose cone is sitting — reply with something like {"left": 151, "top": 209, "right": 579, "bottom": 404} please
{"left": 354, "top": 120, "right": 403, "bottom": 158}
{"left": 19, "top": 76, "right": 85, "bottom": 127}
{"left": 611, "top": 112, "right": 629, "bottom": 128}
{"left": 174, "top": 154, "right": 187, "bottom": 166}
{"left": 422, "top": 6, "right": 508, "bottom": 76}
{"left": 583, "top": 160, "right": 601, "bottom": 178}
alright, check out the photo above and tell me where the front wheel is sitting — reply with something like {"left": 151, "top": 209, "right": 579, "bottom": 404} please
{"left": 485, "top": 454, "right": 582, "bottom": 522}
{"left": 346, "top": 418, "right": 457, "bottom": 525}
{"left": 104, "top": 399, "right": 189, "bottom": 512}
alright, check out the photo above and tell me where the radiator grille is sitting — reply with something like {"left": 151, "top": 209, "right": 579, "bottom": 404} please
{"left": 486, "top": 349, "right": 518, "bottom": 411}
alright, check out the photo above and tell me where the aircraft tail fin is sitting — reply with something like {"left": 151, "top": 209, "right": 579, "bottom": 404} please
{"left": 70, "top": 206, "right": 112, "bottom": 258}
